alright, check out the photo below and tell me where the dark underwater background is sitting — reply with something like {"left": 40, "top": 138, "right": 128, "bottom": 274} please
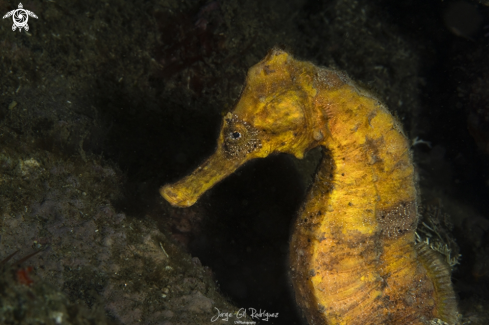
{"left": 1, "top": 0, "right": 489, "bottom": 324}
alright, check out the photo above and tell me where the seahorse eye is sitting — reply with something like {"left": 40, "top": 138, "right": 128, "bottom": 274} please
{"left": 231, "top": 131, "right": 241, "bottom": 140}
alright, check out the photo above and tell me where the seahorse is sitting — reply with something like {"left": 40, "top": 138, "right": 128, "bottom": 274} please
{"left": 160, "top": 49, "right": 458, "bottom": 325}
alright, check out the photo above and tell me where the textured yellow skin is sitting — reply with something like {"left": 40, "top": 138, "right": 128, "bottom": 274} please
{"left": 160, "top": 50, "right": 457, "bottom": 324}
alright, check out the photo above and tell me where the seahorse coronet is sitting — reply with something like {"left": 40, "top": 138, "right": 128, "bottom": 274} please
{"left": 160, "top": 49, "right": 458, "bottom": 325}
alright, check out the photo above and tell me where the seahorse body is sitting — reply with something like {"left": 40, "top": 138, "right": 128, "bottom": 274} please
{"left": 160, "top": 49, "right": 458, "bottom": 325}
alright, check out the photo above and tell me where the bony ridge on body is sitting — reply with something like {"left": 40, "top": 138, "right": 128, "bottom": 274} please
{"left": 160, "top": 49, "right": 458, "bottom": 325}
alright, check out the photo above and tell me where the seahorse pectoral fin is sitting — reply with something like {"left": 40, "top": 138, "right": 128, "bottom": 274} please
{"left": 160, "top": 147, "right": 242, "bottom": 207}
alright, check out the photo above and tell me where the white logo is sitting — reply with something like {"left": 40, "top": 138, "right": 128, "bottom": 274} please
{"left": 3, "top": 3, "right": 38, "bottom": 32}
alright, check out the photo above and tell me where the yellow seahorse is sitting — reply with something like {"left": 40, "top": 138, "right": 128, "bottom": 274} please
{"left": 160, "top": 49, "right": 458, "bottom": 325}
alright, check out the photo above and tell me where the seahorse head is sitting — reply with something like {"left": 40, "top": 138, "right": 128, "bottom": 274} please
{"left": 161, "top": 49, "right": 328, "bottom": 207}
{"left": 227, "top": 48, "right": 330, "bottom": 160}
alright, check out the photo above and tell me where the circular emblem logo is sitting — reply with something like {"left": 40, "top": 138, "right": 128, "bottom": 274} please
{"left": 2, "top": 3, "right": 38, "bottom": 32}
